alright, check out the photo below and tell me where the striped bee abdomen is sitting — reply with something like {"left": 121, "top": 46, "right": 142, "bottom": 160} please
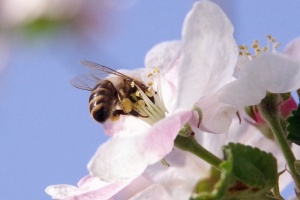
{"left": 89, "top": 80, "right": 118, "bottom": 123}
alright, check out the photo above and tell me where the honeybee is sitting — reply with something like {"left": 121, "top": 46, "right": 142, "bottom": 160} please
{"left": 71, "top": 60, "right": 152, "bottom": 123}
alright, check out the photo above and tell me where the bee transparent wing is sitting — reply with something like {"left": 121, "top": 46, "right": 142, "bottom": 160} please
{"left": 70, "top": 74, "right": 102, "bottom": 91}
{"left": 80, "top": 60, "right": 132, "bottom": 80}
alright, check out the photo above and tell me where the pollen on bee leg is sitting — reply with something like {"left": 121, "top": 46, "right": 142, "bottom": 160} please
{"left": 121, "top": 98, "right": 132, "bottom": 113}
{"left": 110, "top": 115, "right": 120, "bottom": 121}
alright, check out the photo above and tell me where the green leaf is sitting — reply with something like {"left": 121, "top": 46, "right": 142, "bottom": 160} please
{"left": 287, "top": 103, "right": 300, "bottom": 146}
{"left": 191, "top": 143, "right": 278, "bottom": 200}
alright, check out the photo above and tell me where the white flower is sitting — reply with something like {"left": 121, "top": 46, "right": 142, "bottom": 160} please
{"left": 219, "top": 36, "right": 300, "bottom": 107}
{"left": 87, "top": 0, "right": 238, "bottom": 184}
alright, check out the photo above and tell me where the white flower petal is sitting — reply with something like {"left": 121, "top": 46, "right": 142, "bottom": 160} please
{"left": 143, "top": 148, "right": 210, "bottom": 200}
{"left": 194, "top": 95, "right": 237, "bottom": 134}
{"left": 176, "top": 0, "right": 238, "bottom": 110}
{"left": 46, "top": 184, "right": 79, "bottom": 199}
{"left": 283, "top": 37, "right": 300, "bottom": 62}
{"left": 145, "top": 41, "right": 181, "bottom": 70}
{"left": 88, "top": 134, "right": 149, "bottom": 182}
{"left": 220, "top": 53, "right": 300, "bottom": 107}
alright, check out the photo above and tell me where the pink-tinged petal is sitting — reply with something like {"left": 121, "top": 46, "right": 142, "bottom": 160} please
{"left": 176, "top": 1, "right": 238, "bottom": 110}
{"left": 283, "top": 37, "right": 300, "bottom": 62}
{"left": 280, "top": 97, "right": 297, "bottom": 118}
{"left": 88, "top": 111, "right": 192, "bottom": 182}
{"left": 103, "top": 116, "right": 148, "bottom": 137}
{"left": 141, "top": 110, "right": 192, "bottom": 163}
{"left": 219, "top": 53, "right": 300, "bottom": 107}
{"left": 45, "top": 175, "right": 128, "bottom": 200}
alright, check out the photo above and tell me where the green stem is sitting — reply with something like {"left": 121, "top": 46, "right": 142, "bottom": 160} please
{"left": 258, "top": 94, "right": 300, "bottom": 193}
{"left": 174, "top": 135, "right": 222, "bottom": 170}
{"left": 265, "top": 117, "right": 300, "bottom": 192}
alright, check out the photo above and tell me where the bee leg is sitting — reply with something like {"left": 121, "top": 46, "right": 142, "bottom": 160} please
{"left": 128, "top": 110, "right": 149, "bottom": 118}
{"left": 112, "top": 109, "right": 128, "bottom": 117}
{"left": 111, "top": 109, "right": 148, "bottom": 119}
{"left": 110, "top": 109, "right": 126, "bottom": 121}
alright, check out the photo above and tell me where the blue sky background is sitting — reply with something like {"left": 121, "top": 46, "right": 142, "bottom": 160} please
{"left": 0, "top": 1, "right": 300, "bottom": 199}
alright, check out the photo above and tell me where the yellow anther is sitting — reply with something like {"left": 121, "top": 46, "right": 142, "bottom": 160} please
{"left": 148, "top": 81, "right": 153, "bottom": 86}
{"left": 153, "top": 67, "right": 160, "bottom": 74}
{"left": 262, "top": 47, "right": 268, "bottom": 52}
{"left": 255, "top": 48, "right": 261, "bottom": 54}
{"left": 271, "top": 38, "right": 276, "bottom": 43}
{"left": 137, "top": 100, "right": 146, "bottom": 107}
{"left": 274, "top": 42, "right": 280, "bottom": 49}
{"left": 252, "top": 42, "right": 259, "bottom": 49}
{"left": 148, "top": 73, "right": 153, "bottom": 78}
{"left": 239, "top": 45, "right": 248, "bottom": 50}
{"left": 131, "top": 81, "right": 135, "bottom": 88}
{"left": 135, "top": 90, "right": 140, "bottom": 97}
{"left": 145, "top": 88, "right": 153, "bottom": 97}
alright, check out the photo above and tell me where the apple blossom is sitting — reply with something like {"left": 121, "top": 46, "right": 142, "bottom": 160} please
{"left": 219, "top": 37, "right": 300, "bottom": 107}
{"left": 87, "top": 0, "right": 239, "bottom": 184}
{"left": 46, "top": 116, "right": 296, "bottom": 199}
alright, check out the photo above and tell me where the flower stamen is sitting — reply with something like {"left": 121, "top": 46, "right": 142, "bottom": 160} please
{"left": 133, "top": 68, "right": 168, "bottom": 125}
{"left": 239, "top": 34, "right": 280, "bottom": 60}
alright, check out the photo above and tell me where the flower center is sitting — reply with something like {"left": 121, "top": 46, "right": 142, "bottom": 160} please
{"left": 133, "top": 68, "right": 168, "bottom": 125}
{"left": 239, "top": 34, "right": 280, "bottom": 59}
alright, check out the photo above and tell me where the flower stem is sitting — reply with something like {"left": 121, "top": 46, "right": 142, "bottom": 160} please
{"left": 264, "top": 116, "right": 300, "bottom": 192}
{"left": 174, "top": 135, "right": 222, "bottom": 170}
{"left": 258, "top": 93, "right": 300, "bottom": 192}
